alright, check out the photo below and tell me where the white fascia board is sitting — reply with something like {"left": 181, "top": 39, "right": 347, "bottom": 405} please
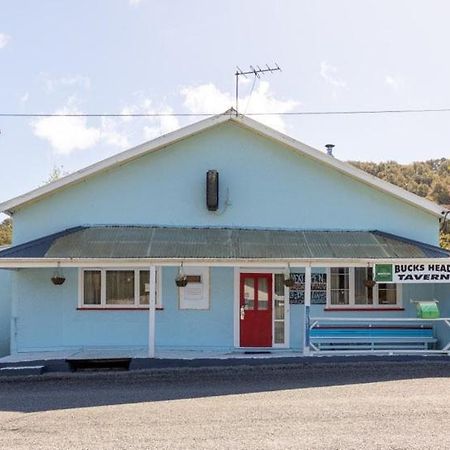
{"left": 0, "top": 113, "right": 231, "bottom": 215}
{"left": 0, "top": 257, "right": 448, "bottom": 268}
{"left": 232, "top": 115, "right": 447, "bottom": 218}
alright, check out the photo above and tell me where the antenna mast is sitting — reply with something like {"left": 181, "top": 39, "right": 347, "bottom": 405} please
{"left": 234, "top": 64, "right": 281, "bottom": 116}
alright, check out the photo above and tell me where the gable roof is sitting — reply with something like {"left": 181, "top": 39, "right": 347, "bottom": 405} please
{"left": 0, "top": 110, "right": 447, "bottom": 218}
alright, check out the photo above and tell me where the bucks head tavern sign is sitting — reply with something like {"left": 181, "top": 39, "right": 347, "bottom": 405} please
{"left": 375, "top": 263, "right": 450, "bottom": 283}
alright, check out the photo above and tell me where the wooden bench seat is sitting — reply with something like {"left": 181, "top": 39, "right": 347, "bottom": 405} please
{"left": 310, "top": 326, "right": 437, "bottom": 351}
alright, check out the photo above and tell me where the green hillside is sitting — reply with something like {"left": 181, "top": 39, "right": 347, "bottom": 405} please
{"left": 350, "top": 158, "right": 449, "bottom": 249}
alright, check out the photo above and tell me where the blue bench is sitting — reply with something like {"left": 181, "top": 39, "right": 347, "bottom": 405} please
{"left": 310, "top": 326, "right": 437, "bottom": 352}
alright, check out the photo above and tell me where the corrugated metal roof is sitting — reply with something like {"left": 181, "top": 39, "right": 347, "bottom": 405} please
{"left": 0, "top": 226, "right": 448, "bottom": 260}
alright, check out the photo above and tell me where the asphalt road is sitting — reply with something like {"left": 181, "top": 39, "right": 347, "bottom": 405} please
{"left": 0, "top": 360, "right": 449, "bottom": 449}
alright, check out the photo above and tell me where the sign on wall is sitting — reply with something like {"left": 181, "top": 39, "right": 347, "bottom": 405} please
{"left": 179, "top": 267, "right": 210, "bottom": 309}
{"left": 289, "top": 273, "right": 327, "bottom": 305}
{"left": 375, "top": 263, "right": 450, "bottom": 283}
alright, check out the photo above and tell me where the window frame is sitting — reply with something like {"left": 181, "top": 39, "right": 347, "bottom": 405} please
{"left": 326, "top": 267, "right": 402, "bottom": 309}
{"left": 79, "top": 268, "right": 162, "bottom": 309}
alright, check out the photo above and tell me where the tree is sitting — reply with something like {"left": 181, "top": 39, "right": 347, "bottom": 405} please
{"left": 350, "top": 159, "right": 450, "bottom": 249}
{"left": 0, "top": 218, "right": 12, "bottom": 246}
{"left": 43, "top": 165, "right": 68, "bottom": 185}
{"left": 440, "top": 232, "right": 450, "bottom": 250}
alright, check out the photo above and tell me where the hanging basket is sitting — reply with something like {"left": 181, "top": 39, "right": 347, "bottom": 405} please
{"left": 364, "top": 279, "right": 376, "bottom": 288}
{"left": 283, "top": 277, "right": 295, "bottom": 288}
{"left": 51, "top": 275, "right": 66, "bottom": 286}
{"left": 175, "top": 275, "right": 188, "bottom": 287}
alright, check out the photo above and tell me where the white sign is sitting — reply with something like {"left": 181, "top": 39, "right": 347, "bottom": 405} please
{"left": 392, "top": 263, "right": 450, "bottom": 283}
{"left": 179, "top": 266, "right": 210, "bottom": 309}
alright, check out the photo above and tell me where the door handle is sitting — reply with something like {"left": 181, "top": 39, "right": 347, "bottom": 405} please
{"left": 240, "top": 306, "right": 245, "bottom": 320}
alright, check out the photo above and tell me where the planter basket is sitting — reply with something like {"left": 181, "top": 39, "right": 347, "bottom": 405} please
{"left": 175, "top": 275, "right": 188, "bottom": 287}
{"left": 51, "top": 276, "right": 66, "bottom": 286}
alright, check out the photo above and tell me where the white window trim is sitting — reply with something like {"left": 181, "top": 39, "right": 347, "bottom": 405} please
{"left": 326, "top": 267, "right": 402, "bottom": 309}
{"left": 78, "top": 267, "right": 162, "bottom": 309}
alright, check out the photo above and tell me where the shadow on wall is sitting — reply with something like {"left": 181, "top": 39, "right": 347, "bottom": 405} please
{"left": 0, "top": 358, "right": 449, "bottom": 413}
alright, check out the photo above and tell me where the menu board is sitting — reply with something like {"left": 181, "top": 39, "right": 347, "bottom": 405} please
{"left": 288, "top": 273, "right": 327, "bottom": 305}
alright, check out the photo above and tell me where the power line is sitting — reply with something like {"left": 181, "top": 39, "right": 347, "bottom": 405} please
{"left": 251, "top": 108, "right": 450, "bottom": 116}
{"left": 0, "top": 112, "right": 213, "bottom": 118}
{"left": 1, "top": 107, "right": 450, "bottom": 118}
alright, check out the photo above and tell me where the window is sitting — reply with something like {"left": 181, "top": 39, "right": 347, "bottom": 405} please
{"left": 354, "top": 267, "right": 374, "bottom": 305}
{"left": 83, "top": 270, "right": 101, "bottom": 305}
{"left": 327, "top": 267, "right": 401, "bottom": 309}
{"left": 273, "top": 274, "right": 286, "bottom": 345}
{"left": 330, "top": 268, "right": 350, "bottom": 305}
{"left": 80, "top": 269, "right": 161, "bottom": 308}
{"left": 106, "top": 271, "right": 135, "bottom": 305}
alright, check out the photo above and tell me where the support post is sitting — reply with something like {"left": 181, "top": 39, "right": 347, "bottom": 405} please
{"left": 10, "top": 271, "right": 18, "bottom": 354}
{"left": 148, "top": 265, "right": 156, "bottom": 358}
{"left": 303, "top": 265, "right": 312, "bottom": 356}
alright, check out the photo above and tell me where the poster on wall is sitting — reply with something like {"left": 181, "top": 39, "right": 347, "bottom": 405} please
{"left": 289, "top": 273, "right": 327, "bottom": 305}
{"left": 375, "top": 263, "right": 450, "bottom": 284}
{"left": 179, "top": 267, "right": 210, "bottom": 309}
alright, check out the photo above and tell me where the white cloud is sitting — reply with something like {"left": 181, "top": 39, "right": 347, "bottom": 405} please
{"left": 43, "top": 74, "right": 91, "bottom": 92}
{"left": 181, "top": 81, "right": 298, "bottom": 132}
{"left": 0, "top": 33, "right": 11, "bottom": 49}
{"left": 32, "top": 112, "right": 100, "bottom": 155}
{"left": 32, "top": 96, "right": 180, "bottom": 154}
{"left": 100, "top": 117, "right": 130, "bottom": 148}
{"left": 320, "top": 61, "right": 347, "bottom": 88}
{"left": 120, "top": 98, "right": 180, "bottom": 140}
{"left": 32, "top": 82, "right": 298, "bottom": 153}
{"left": 181, "top": 83, "right": 232, "bottom": 114}
{"left": 31, "top": 98, "right": 129, "bottom": 155}
{"left": 385, "top": 75, "right": 405, "bottom": 91}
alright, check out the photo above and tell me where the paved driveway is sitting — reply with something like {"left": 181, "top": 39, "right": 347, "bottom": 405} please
{"left": 0, "top": 360, "right": 449, "bottom": 449}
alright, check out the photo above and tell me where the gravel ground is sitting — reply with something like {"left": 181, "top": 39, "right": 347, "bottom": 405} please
{"left": 0, "top": 360, "right": 449, "bottom": 449}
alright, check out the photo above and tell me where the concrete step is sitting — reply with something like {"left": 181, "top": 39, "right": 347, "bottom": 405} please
{"left": 0, "top": 365, "right": 46, "bottom": 377}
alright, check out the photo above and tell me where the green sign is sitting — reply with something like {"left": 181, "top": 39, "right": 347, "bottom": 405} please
{"left": 374, "top": 264, "right": 393, "bottom": 282}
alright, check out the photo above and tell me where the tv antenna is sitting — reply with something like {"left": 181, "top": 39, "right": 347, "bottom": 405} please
{"left": 234, "top": 64, "right": 281, "bottom": 115}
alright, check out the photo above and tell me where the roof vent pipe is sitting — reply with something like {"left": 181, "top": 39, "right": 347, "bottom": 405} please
{"left": 325, "top": 144, "right": 335, "bottom": 157}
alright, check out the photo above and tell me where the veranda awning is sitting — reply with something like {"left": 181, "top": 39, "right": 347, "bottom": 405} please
{"left": 0, "top": 226, "right": 448, "bottom": 268}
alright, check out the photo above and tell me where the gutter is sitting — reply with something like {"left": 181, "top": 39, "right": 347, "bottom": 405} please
{"left": 0, "top": 256, "right": 449, "bottom": 269}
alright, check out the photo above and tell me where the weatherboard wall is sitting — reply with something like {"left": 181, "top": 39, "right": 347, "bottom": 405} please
{"left": 12, "top": 267, "right": 235, "bottom": 352}
{"left": 12, "top": 122, "right": 439, "bottom": 246}
{"left": 10, "top": 266, "right": 450, "bottom": 353}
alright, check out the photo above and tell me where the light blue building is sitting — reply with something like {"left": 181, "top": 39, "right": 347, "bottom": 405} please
{"left": 0, "top": 111, "right": 449, "bottom": 361}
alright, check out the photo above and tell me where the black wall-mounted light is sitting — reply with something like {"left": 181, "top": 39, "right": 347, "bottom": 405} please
{"left": 206, "top": 170, "right": 219, "bottom": 211}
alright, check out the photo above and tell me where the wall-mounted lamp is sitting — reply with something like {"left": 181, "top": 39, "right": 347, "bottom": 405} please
{"left": 206, "top": 170, "right": 219, "bottom": 211}
{"left": 283, "top": 263, "right": 295, "bottom": 288}
{"left": 51, "top": 262, "right": 66, "bottom": 285}
{"left": 175, "top": 262, "right": 188, "bottom": 287}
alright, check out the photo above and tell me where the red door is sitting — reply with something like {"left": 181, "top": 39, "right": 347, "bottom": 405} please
{"left": 240, "top": 273, "right": 273, "bottom": 347}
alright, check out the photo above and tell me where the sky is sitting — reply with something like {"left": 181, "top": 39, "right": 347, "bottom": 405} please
{"left": 1, "top": 0, "right": 450, "bottom": 204}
